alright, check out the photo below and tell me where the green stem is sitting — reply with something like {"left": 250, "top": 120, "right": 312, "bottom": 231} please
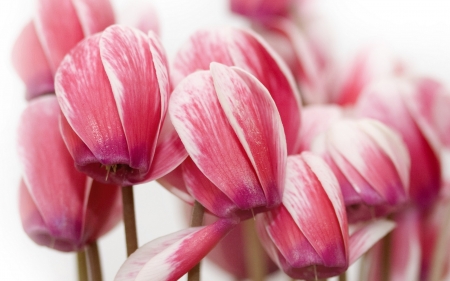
{"left": 429, "top": 203, "right": 450, "bottom": 281}
{"left": 86, "top": 241, "right": 103, "bottom": 281}
{"left": 243, "top": 218, "right": 266, "bottom": 281}
{"left": 77, "top": 250, "right": 88, "bottom": 281}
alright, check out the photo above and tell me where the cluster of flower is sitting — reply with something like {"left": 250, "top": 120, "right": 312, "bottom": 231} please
{"left": 13, "top": 0, "right": 450, "bottom": 280}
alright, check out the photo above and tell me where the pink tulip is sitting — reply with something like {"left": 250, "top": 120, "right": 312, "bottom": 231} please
{"left": 12, "top": 0, "right": 115, "bottom": 100}
{"left": 172, "top": 27, "right": 302, "bottom": 154}
{"left": 256, "top": 152, "right": 396, "bottom": 279}
{"left": 355, "top": 79, "right": 441, "bottom": 208}
{"left": 18, "top": 95, "right": 122, "bottom": 252}
{"left": 114, "top": 218, "right": 238, "bottom": 281}
{"left": 311, "top": 119, "right": 410, "bottom": 222}
{"left": 229, "top": 0, "right": 294, "bottom": 21}
{"left": 55, "top": 25, "right": 187, "bottom": 185}
{"left": 169, "top": 63, "right": 287, "bottom": 219}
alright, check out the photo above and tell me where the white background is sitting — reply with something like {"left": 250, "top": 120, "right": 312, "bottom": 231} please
{"left": 2, "top": 0, "right": 450, "bottom": 280}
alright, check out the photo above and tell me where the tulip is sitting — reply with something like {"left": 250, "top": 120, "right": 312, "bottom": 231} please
{"left": 311, "top": 119, "right": 410, "bottom": 222}
{"left": 355, "top": 78, "right": 441, "bottom": 208}
{"left": 256, "top": 152, "right": 396, "bottom": 279}
{"left": 55, "top": 25, "right": 187, "bottom": 186}
{"left": 17, "top": 95, "right": 121, "bottom": 252}
{"left": 169, "top": 63, "right": 287, "bottom": 220}
{"left": 172, "top": 27, "right": 302, "bottom": 154}
{"left": 12, "top": 0, "right": 115, "bottom": 100}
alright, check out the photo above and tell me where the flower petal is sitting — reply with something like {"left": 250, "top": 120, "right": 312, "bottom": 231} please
{"left": 35, "top": 0, "right": 84, "bottom": 73}
{"left": 17, "top": 95, "right": 88, "bottom": 250}
{"left": 114, "top": 218, "right": 238, "bottom": 281}
{"left": 72, "top": 0, "right": 115, "bottom": 36}
{"left": 283, "top": 153, "right": 347, "bottom": 267}
{"left": 118, "top": 1, "right": 160, "bottom": 34}
{"left": 348, "top": 219, "right": 396, "bottom": 264}
{"left": 211, "top": 63, "right": 286, "bottom": 208}
{"left": 100, "top": 25, "right": 162, "bottom": 172}
{"left": 11, "top": 21, "right": 53, "bottom": 99}
{"left": 170, "top": 70, "right": 265, "bottom": 210}
{"left": 55, "top": 33, "right": 129, "bottom": 166}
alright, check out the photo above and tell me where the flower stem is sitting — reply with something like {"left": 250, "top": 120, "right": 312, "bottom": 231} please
{"left": 339, "top": 271, "right": 346, "bottom": 281}
{"left": 429, "top": 203, "right": 450, "bottom": 281}
{"left": 381, "top": 232, "right": 391, "bottom": 281}
{"left": 122, "top": 185, "right": 138, "bottom": 256}
{"left": 86, "top": 241, "right": 103, "bottom": 281}
{"left": 187, "top": 201, "right": 205, "bottom": 281}
{"left": 77, "top": 250, "right": 88, "bottom": 281}
{"left": 243, "top": 218, "right": 266, "bottom": 281}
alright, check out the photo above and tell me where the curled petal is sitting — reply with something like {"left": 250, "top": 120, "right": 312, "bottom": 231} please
{"left": 211, "top": 63, "right": 286, "bottom": 208}
{"left": 55, "top": 33, "right": 129, "bottom": 168}
{"left": 72, "top": 0, "right": 115, "bottom": 36}
{"left": 118, "top": 0, "right": 160, "bottom": 34}
{"left": 114, "top": 218, "right": 238, "bottom": 281}
{"left": 170, "top": 70, "right": 265, "bottom": 210}
{"left": 100, "top": 25, "right": 162, "bottom": 173}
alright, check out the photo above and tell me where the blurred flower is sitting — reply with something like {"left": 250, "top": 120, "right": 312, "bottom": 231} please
{"left": 169, "top": 63, "right": 287, "bottom": 220}
{"left": 12, "top": 0, "right": 115, "bottom": 100}
{"left": 55, "top": 25, "right": 186, "bottom": 185}
{"left": 355, "top": 78, "right": 441, "bottom": 208}
{"left": 230, "top": 0, "right": 294, "bottom": 22}
{"left": 18, "top": 95, "right": 122, "bottom": 252}
{"left": 312, "top": 119, "right": 410, "bottom": 222}
{"left": 256, "top": 152, "right": 395, "bottom": 279}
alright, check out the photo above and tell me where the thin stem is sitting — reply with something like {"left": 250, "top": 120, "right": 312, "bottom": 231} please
{"left": 339, "top": 271, "right": 346, "bottom": 281}
{"left": 77, "top": 250, "right": 88, "bottom": 281}
{"left": 381, "top": 232, "right": 391, "bottom": 281}
{"left": 86, "top": 241, "right": 103, "bottom": 281}
{"left": 122, "top": 185, "right": 138, "bottom": 256}
{"left": 187, "top": 201, "right": 205, "bottom": 281}
{"left": 243, "top": 218, "right": 266, "bottom": 281}
{"left": 429, "top": 203, "right": 450, "bottom": 281}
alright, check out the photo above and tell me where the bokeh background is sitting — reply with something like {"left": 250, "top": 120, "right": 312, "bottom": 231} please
{"left": 2, "top": 0, "right": 450, "bottom": 280}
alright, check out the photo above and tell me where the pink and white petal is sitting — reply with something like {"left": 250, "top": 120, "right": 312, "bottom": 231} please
{"left": 230, "top": 0, "right": 292, "bottom": 19}
{"left": 182, "top": 158, "right": 239, "bottom": 218}
{"left": 328, "top": 120, "right": 408, "bottom": 205}
{"left": 114, "top": 218, "right": 238, "bottom": 281}
{"left": 227, "top": 28, "right": 302, "bottom": 154}
{"left": 144, "top": 118, "right": 188, "bottom": 182}
{"left": 349, "top": 219, "right": 396, "bottom": 264}
{"left": 171, "top": 29, "right": 234, "bottom": 87}
{"left": 35, "top": 0, "right": 84, "bottom": 73}
{"left": 100, "top": 25, "right": 161, "bottom": 172}
{"left": 11, "top": 21, "right": 53, "bottom": 100}
{"left": 283, "top": 153, "right": 347, "bottom": 267}
{"left": 170, "top": 71, "right": 266, "bottom": 210}
{"left": 118, "top": 0, "right": 160, "bottom": 34}
{"left": 299, "top": 104, "right": 343, "bottom": 153}
{"left": 17, "top": 96, "right": 88, "bottom": 247}
{"left": 211, "top": 63, "right": 286, "bottom": 208}
{"left": 72, "top": 0, "right": 115, "bottom": 36}
{"left": 55, "top": 34, "right": 129, "bottom": 166}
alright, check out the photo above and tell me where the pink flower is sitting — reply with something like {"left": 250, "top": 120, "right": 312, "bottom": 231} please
{"left": 312, "top": 119, "right": 410, "bottom": 222}
{"left": 172, "top": 27, "right": 302, "bottom": 154}
{"left": 12, "top": 0, "right": 115, "bottom": 100}
{"left": 355, "top": 78, "right": 441, "bottom": 208}
{"left": 229, "top": 0, "right": 294, "bottom": 21}
{"left": 169, "top": 63, "right": 287, "bottom": 219}
{"left": 55, "top": 25, "right": 187, "bottom": 185}
{"left": 18, "top": 96, "right": 122, "bottom": 252}
{"left": 256, "top": 152, "right": 395, "bottom": 279}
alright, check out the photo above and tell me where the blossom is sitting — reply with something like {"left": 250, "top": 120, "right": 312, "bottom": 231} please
{"left": 12, "top": 0, "right": 115, "bottom": 100}
{"left": 169, "top": 63, "right": 287, "bottom": 219}
{"left": 311, "top": 119, "right": 410, "bottom": 222}
{"left": 17, "top": 95, "right": 122, "bottom": 252}
{"left": 55, "top": 25, "right": 186, "bottom": 185}
{"left": 256, "top": 152, "right": 395, "bottom": 279}
{"left": 172, "top": 27, "right": 302, "bottom": 154}
{"left": 229, "top": 0, "right": 294, "bottom": 21}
